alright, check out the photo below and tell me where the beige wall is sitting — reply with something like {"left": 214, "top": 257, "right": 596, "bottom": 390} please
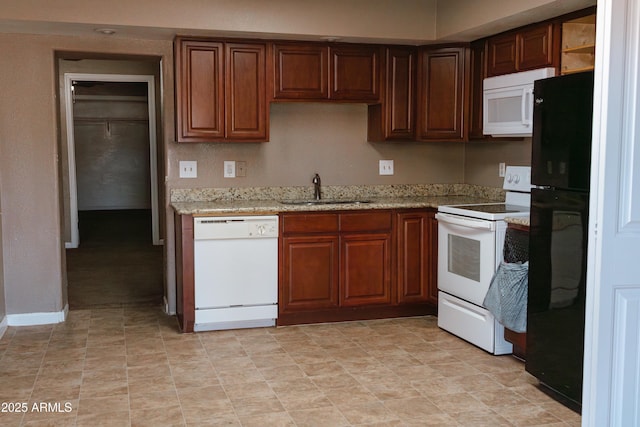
{"left": 464, "top": 138, "right": 532, "bottom": 187}
{"left": 0, "top": 142, "right": 4, "bottom": 321}
{"left": 0, "top": 33, "right": 174, "bottom": 316}
{"left": 0, "top": 0, "right": 594, "bottom": 43}
{"left": 436, "top": 0, "right": 596, "bottom": 40}
{"left": 0, "top": 211, "right": 5, "bottom": 322}
{"left": 0, "top": 0, "right": 438, "bottom": 44}
{"left": 169, "top": 103, "right": 463, "bottom": 189}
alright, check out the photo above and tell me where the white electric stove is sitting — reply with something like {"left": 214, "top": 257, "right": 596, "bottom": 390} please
{"left": 435, "top": 166, "right": 531, "bottom": 355}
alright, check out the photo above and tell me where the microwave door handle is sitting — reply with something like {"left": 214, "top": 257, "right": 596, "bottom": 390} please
{"left": 435, "top": 213, "right": 494, "bottom": 230}
{"left": 521, "top": 87, "right": 533, "bottom": 127}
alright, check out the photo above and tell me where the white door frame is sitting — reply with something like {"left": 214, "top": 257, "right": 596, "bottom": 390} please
{"left": 583, "top": 0, "right": 640, "bottom": 424}
{"left": 63, "top": 73, "right": 161, "bottom": 248}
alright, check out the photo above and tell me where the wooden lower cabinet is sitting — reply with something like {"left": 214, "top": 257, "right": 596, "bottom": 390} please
{"left": 175, "top": 212, "right": 195, "bottom": 333}
{"left": 278, "top": 209, "right": 437, "bottom": 325}
{"left": 341, "top": 233, "right": 392, "bottom": 306}
{"left": 280, "top": 235, "right": 339, "bottom": 311}
{"left": 396, "top": 210, "right": 438, "bottom": 305}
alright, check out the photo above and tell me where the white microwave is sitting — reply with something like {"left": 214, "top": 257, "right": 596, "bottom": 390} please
{"left": 483, "top": 67, "right": 555, "bottom": 137}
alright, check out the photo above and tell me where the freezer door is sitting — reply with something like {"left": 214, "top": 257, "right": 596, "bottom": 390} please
{"left": 531, "top": 71, "right": 594, "bottom": 191}
{"left": 526, "top": 188, "right": 589, "bottom": 406}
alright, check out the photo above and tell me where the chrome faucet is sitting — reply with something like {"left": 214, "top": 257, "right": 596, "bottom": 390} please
{"left": 312, "top": 173, "right": 321, "bottom": 200}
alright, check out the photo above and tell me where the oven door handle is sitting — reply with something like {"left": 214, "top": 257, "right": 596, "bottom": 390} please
{"left": 435, "top": 212, "right": 495, "bottom": 231}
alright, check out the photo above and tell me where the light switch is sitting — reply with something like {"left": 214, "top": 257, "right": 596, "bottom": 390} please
{"left": 379, "top": 160, "right": 394, "bottom": 175}
{"left": 224, "top": 161, "right": 236, "bottom": 178}
{"left": 179, "top": 161, "right": 197, "bottom": 178}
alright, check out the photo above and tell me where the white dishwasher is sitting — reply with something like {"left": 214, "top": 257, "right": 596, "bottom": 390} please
{"left": 193, "top": 215, "right": 278, "bottom": 332}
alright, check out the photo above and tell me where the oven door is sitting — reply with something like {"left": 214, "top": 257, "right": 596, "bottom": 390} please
{"left": 436, "top": 212, "right": 497, "bottom": 306}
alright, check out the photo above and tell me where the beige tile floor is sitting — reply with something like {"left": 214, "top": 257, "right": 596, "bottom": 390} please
{"left": 0, "top": 308, "right": 581, "bottom": 426}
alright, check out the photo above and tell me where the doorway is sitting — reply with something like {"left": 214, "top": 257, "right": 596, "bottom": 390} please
{"left": 62, "top": 73, "right": 163, "bottom": 308}
{"left": 63, "top": 73, "right": 160, "bottom": 248}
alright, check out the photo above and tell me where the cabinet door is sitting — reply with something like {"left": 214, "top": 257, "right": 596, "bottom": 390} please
{"left": 416, "top": 46, "right": 469, "bottom": 141}
{"left": 273, "top": 43, "right": 328, "bottom": 99}
{"left": 396, "top": 210, "right": 438, "bottom": 305}
{"left": 280, "top": 235, "right": 339, "bottom": 312}
{"left": 340, "top": 233, "right": 391, "bottom": 306}
{"left": 396, "top": 212, "right": 430, "bottom": 304}
{"left": 367, "top": 47, "right": 416, "bottom": 141}
{"left": 225, "top": 42, "right": 268, "bottom": 140}
{"left": 426, "top": 211, "right": 439, "bottom": 305}
{"left": 330, "top": 45, "right": 381, "bottom": 101}
{"left": 469, "top": 40, "right": 487, "bottom": 140}
{"left": 518, "top": 23, "right": 556, "bottom": 71}
{"left": 487, "top": 33, "right": 518, "bottom": 77}
{"left": 175, "top": 39, "right": 224, "bottom": 142}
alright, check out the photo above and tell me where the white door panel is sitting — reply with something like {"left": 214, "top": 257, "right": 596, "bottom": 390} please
{"left": 583, "top": 0, "right": 640, "bottom": 425}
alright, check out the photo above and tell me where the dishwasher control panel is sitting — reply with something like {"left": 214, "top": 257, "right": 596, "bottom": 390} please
{"left": 194, "top": 216, "right": 278, "bottom": 240}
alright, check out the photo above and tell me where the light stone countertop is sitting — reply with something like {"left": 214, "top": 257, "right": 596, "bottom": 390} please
{"left": 505, "top": 216, "right": 530, "bottom": 227}
{"left": 171, "top": 184, "right": 505, "bottom": 216}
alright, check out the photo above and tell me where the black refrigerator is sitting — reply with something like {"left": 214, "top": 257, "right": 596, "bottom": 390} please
{"left": 526, "top": 70, "right": 594, "bottom": 409}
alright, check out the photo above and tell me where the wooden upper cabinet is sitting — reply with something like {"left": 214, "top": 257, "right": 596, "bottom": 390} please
{"left": 272, "top": 42, "right": 380, "bottom": 102}
{"left": 487, "top": 22, "right": 559, "bottom": 77}
{"left": 518, "top": 23, "right": 556, "bottom": 70}
{"left": 487, "top": 33, "right": 518, "bottom": 76}
{"left": 330, "top": 44, "right": 381, "bottom": 102}
{"left": 174, "top": 37, "right": 268, "bottom": 142}
{"left": 273, "top": 43, "right": 328, "bottom": 100}
{"left": 176, "top": 39, "right": 225, "bottom": 141}
{"left": 367, "top": 46, "right": 416, "bottom": 141}
{"left": 469, "top": 40, "right": 487, "bottom": 140}
{"left": 416, "top": 45, "right": 469, "bottom": 141}
{"left": 225, "top": 42, "right": 268, "bottom": 141}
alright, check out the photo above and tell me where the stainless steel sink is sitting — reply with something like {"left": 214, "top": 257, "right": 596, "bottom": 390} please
{"left": 280, "top": 199, "right": 372, "bottom": 206}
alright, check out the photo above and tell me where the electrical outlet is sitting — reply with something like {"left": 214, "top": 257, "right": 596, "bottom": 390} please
{"left": 236, "top": 161, "right": 247, "bottom": 177}
{"left": 379, "top": 160, "right": 394, "bottom": 175}
{"left": 499, "top": 162, "right": 506, "bottom": 177}
{"left": 179, "top": 161, "right": 197, "bottom": 178}
{"left": 224, "top": 161, "right": 236, "bottom": 178}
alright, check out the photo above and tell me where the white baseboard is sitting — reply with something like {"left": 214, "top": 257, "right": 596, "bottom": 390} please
{"left": 0, "top": 315, "right": 7, "bottom": 340}
{"left": 164, "top": 296, "right": 175, "bottom": 315}
{"left": 7, "top": 304, "right": 68, "bottom": 326}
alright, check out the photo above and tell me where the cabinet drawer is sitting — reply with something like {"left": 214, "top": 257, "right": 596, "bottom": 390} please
{"left": 340, "top": 211, "right": 392, "bottom": 232}
{"left": 281, "top": 213, "right": 339, "bottom": 234}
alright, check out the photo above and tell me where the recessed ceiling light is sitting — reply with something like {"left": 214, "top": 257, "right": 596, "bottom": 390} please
{"left": 94, "top": 28, "right": 116, "bottom": 35}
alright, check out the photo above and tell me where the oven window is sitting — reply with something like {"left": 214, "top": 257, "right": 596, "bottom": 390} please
{"left": 448, "top": 234, "right": 481, "bottom": 282}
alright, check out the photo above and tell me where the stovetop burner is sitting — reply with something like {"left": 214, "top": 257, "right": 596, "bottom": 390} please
{"left": 438, "top": 165, "right": 532, "bottom": 221}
